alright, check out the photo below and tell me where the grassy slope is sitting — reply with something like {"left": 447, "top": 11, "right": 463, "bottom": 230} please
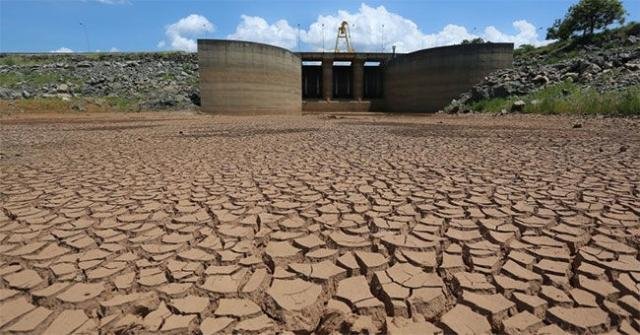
{"left": 0, "top": 97, "right": 144, "bottom": 114}
{"left": 472, "top": 82, "right": 640, "bottom": 116}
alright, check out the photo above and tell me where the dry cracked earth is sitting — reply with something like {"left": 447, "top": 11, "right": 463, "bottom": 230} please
{"left": 0, "top": 112, "right": 639, "bottom": 335}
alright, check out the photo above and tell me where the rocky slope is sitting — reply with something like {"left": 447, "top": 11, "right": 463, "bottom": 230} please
{"left": 0, "top": 52, "right": 199, "bottom": 110}
{"left": 445, "top": 34, "right": 640, "bottom": 114}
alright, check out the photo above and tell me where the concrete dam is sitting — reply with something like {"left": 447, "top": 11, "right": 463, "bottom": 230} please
{"left": 198, "top": 39, "right": 513, "bottom": 114}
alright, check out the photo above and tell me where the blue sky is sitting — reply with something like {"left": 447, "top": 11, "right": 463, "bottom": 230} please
{"left": 1, "top": 0, "right": 638, "bottom": 53}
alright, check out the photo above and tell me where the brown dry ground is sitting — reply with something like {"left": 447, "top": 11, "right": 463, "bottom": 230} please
{"left": 0, "top": 111, "right": 639, "bottom": 334}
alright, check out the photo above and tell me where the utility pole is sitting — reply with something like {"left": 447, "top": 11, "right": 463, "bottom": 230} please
{"left": 79, "top": 22, "right": 90, "bottom": 52}
{"left": 381, "top": 24, "right": 385, "bottom": 52}
{"left": 322, "top": 23, "right": 325, "bottom": 52}
{"left": 297, "top": 23, "right": 300, "bottom": 51}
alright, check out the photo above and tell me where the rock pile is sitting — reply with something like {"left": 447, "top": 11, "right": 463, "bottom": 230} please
{"left": 0, "top": 52, "right": 199, "bottom": 110}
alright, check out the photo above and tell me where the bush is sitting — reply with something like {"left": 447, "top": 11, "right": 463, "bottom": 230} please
{"left": 461, "top": 38, "right": 486, "bottom": 45}
{"left": 627, "top": 21, "right": 640, "bottom": 36}
{"left": 617, "top": 86, "right": 640, "bottom": 115}
{"left": 514, "top": 44, "right": 536, "bottom": 57}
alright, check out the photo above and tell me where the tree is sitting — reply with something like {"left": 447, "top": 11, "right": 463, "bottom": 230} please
{"left": 547, "top": 19, "right": 574, "bottom": 40}
{"left": 546, "top": 0, "right": 626, "bottom": 40}
{"left": 514, "top": 44, "right": 537, "bottom": 57}
{"left": 517, "top": 44, "right": 536, "bottom": 53}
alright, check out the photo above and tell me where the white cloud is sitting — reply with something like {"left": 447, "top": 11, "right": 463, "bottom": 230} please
{"left": 420, "top": 24, "right": 477, "bottom": 50}
{"left": 483, "top": 20, "right": 548, "bottom": 47}
{"left": 51, "top": 47, "right": 74, "bottom": 53}
{"left": 228, "top": 4, "right": 550, "bottom": 53}
{"left": 160, "top": 14, "right": 214, "bottom": 52}
{"left": 227, "top": 15, "right": 298, "bottom": 49}
{"left": 109, "top": 47, "right": 120, "bottom": 52}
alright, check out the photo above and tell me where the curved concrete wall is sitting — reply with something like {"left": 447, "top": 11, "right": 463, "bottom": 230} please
{"left": 384, "top": 43, "right": 513, "bottom": 113}
{"left": 198, "top": 40, "right": 301, "bottom": 115}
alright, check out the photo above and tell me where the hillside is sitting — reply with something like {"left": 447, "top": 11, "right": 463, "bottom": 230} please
{"left": 0, "top": 52, "right": 199, "bottom": 112}
{"left": 445, "top": 23, "right": 640, "bottom": 116}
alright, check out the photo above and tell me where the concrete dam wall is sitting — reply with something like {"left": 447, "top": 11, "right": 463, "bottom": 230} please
{"left": 198, "top": 40, "right": 513, "bottom": 114}
{"left": 383, "top": 43, "right": 513, "bottom": 113}
{"left": 198, "top": 40, "right": 302, "bottom": 115}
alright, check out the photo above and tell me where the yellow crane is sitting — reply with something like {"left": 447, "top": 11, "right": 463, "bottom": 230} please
{"left": 334, "top": 21, "right": 354, "bottom": 53}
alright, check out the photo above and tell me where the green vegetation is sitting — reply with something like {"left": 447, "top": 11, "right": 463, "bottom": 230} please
{"left": 12, "top": 97, "right": 72, "bottom": 111}
{"left": 103, "top": 96, "right": 141, "bottom": 111}
{"left": 0, "top": 72, "right": 65, "bottom": 87}
{"left": 0, "top": 51, "right": 192, "bottom": 67}
{"left": 471, "top": 82, "right": 640, "bottom": 116}
{"left": 160, "top": 73, "right": 175, "bottom": 82}
{"left": 547, "top": 0, "right": 626, "bottom": 40}
{"left": 0, "top": 96, "right": 144, "bottom": 114}
{"left": 461, "top": 38, "right": 486, "bottom": 45}
{"left": 0, "top": 55, "right": 48, "bottom": 66}
{"left": 513, "top": 44, "right": 536, "bottom": 57}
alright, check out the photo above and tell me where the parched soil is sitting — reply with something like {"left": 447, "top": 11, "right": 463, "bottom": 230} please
{"left": 0, "top": 111, "right": 638, "bottom": 334}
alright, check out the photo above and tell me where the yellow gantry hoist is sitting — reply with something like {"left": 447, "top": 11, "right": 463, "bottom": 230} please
{"left": 334, "top": 21, "right": 355, "bottom": 53}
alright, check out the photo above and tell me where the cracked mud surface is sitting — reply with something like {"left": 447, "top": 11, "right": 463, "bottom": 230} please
{"left": 0, "top": 112, "right": 639, "bottom": 334}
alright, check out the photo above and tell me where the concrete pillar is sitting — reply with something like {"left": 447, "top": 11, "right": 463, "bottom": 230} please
{"left": 352, "top": 59, "right": 364, "bottom": 101}
{"left": 322, "top": 57, "right": 333, "bottom": 101}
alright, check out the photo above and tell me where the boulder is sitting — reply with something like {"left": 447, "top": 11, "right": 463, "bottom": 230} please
{"left": 56, "top": 84, "right": 69, "bottom": 93}
{"left": 532, "top": 75, "right": 549, "bottom": 85}
{"left": 624, "top": 35, "right": 639, "bottom": 46}
{"left": 511, "top": 100, "right": 526, "bottom": 112}
{"left": 471, "top": 86, "right": 490, "bottom": 101}
{"left": 0, "top": 88, "right": 18, "bottom": 99}
{"left": 561, "top": 72, "right": 579, "bottom": 82}
{"left": 625, "top": 63, "right": 639, "bottom": 71}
